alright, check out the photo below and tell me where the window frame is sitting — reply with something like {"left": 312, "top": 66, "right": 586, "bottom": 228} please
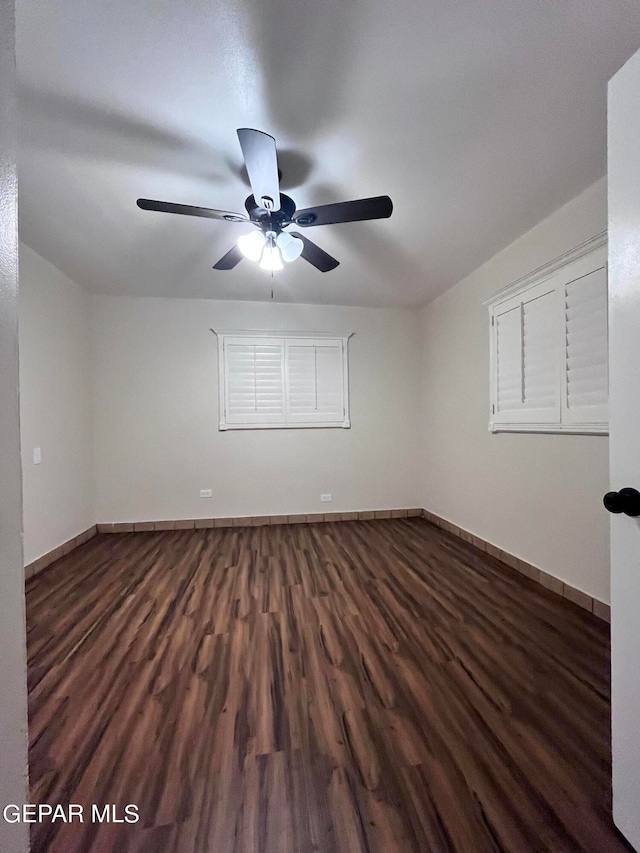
{"left": 484, "top": 233, "right": 608, "bottom": 435}
{"left": 213, "top": 329, "right": 353, "bottom": 430}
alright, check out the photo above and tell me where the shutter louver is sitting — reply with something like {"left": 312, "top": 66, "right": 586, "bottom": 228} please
{"left": 496, "top": 306, "right": 522, "bottom": 412}
{"left": 316, "top": 345, "right": 344, "bottom": 417}
{"left": 563, "top": 267, "right": 608, "bottom": 422}
{"left": 287, "top": 345, "right": 317, "bottom": 415}
{"left": 522, "top": 290, "right": 557, "bottom": 410}
{"left": 225, "top": 341, "right": 285, "bottom": 424}
{"left": 492, "top": 283, "right": 560, "bottom": 424}
{"left": 286, "top": 340, "right": 345, "bottom": 423}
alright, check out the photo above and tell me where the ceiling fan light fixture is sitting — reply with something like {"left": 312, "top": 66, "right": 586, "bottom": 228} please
{"left": 259, "top": 244, "right": 283, "bottom": 272}
{"left": 259, "top": 232, "right": 283, "bottom": 271}
{"left": 237, "top": 230, "right": 266, "bottom": 261}
{"left": 276, "top": 231, "right": 304, "bottom": 263}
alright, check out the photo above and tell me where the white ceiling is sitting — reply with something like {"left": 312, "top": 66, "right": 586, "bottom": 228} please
{"left": 16, "top": 0, "right": 640, "bottom": 307}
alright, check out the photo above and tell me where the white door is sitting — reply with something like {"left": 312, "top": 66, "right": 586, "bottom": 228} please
{"left": 608, "top": 46, "right": 640, "bottom": 852}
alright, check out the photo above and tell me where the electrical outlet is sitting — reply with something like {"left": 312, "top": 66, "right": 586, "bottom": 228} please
{"left": 321, "top": 494, "right": 332, "bottom": 502}
{"left": 199, "top": 489, "right": 213, "bottom": 498}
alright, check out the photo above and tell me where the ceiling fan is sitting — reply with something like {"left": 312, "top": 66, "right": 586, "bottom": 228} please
{"left": 137, "top": 128, "right": 393, "bottom": 273}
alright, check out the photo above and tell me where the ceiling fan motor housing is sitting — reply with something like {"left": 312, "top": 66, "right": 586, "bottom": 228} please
{"left": 245, "top": 192, "right": 296, "bottom": 234}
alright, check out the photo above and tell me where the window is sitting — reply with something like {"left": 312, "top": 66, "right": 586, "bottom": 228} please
{"left": 214, "top": 331, "right": 352, "bottom": 430}
{"left": 485, "top": 234, "right": 608, "bottom": 434}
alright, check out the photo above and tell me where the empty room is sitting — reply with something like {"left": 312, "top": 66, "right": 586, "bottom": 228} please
{"left": 2, "top": 0, "right": 640, "bottom": 851}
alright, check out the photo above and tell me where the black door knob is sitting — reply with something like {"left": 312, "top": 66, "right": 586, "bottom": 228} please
{"left": 603, "top": 488, "right": 640, "bottom": 517}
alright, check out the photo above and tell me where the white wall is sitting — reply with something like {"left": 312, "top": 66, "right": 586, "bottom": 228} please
{"left": 93, "top": 296, "right": 422, "bottom": 522}
{"left": 419, "top": 177, "right": 610, "bottom": 603}
{"left": 19, "top": 242, "right": 94, "bottom": 565}
{"left": 0, "top": 0, "right": 29, "bottom": 847}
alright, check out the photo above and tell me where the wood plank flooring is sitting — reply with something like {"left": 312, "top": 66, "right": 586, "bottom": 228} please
{"left": 26, "top": 519, "right": 630, "bottom": 852}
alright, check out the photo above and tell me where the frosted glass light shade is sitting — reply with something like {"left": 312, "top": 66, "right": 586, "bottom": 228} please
{"left": 237, "top": 230, "right": 265, "bottom": 261}
{"left": 259, "top": 244, "right": 283, "bottom": 271}
{"left": 276, "top": 231, "right": 304, "bottom": 263}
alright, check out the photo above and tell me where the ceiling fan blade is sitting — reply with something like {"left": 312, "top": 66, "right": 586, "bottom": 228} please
{"left": 213, "top": 245, "right": 244, "bottom": 270}
{"left": 137, "top": 198, "right": 248, "bottom": 222}
{"left": 294, "top": 195, "right": 393, "bottom": 227}
{"left": 237, "top": 128, "right": 281, "bottom": 212}
{"left": 290, "top": 232, "right": 339, "bottom": 272}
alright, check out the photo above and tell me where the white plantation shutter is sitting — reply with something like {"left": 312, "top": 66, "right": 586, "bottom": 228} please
{"left": 316, "top": 345, "right": 345, "bottom": 417}
{"left": 496, "top": 305, "right": 522, "bottom": 413}
{"left": 286, "top": 340, "right": 345, "bottom": 423}
{"left": 522, "top": 289, "right": 558, "bottom": 414}
{"left": 286, "top": 344, "right": 316, "bottom": 414}
{"left": 487, "top": 238, "right": 608, "bottom": 434}
{"left": 216, "top": 332, "right": 350, "bottom": 429}
{"left": 492, "top": 284, "right": 560, "bottom": 424}
{"left": 562, "top": 266, "right": 608, "bottom": 424}
{"left": 224, "top": 339, "right": 285, "bottom": 425}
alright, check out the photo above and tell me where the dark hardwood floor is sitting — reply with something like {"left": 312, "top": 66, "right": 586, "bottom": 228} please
{"left": 26, "top": 519, "right": 629, "bottom": 852}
